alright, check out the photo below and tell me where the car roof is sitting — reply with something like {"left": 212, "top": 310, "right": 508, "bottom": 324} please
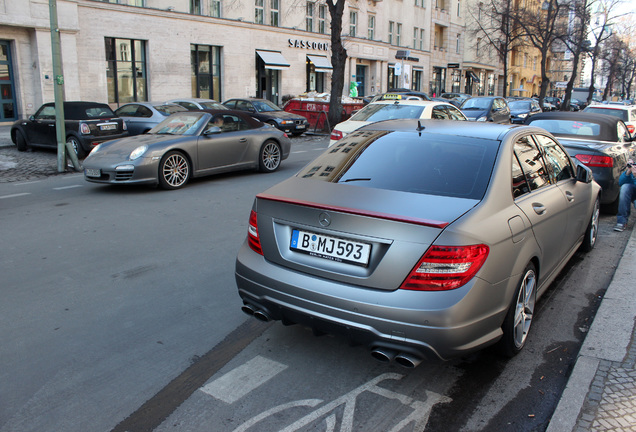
{"left": 358, "top": 118, "right": 522, "bottom": 140}
{"left": 585, "top": 104, "right": 635, "bottom": 110}
{"left": 198, "top": 109, "right": 266, "bottom": 128}
{"left": 526, "top": 111, "right": 622, "bottom": 126}
{"left": 41, "top": 101, "right": 114, "bottom": 119}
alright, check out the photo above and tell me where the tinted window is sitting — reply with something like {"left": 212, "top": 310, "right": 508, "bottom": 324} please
{"left": 155, "top": 105, "right": 187, "bottom": 116}
{"left": 534, "top": 135, "right": 573, "bottom": 182}
{"left": 350, "top": 103, "right": 426, "bottom": 122}
{"left": 137, "top": 106, "right": 153, "bottom": 118}
{"left": 528, "top": 119, "right": 601, "bottom": 137}
{"left": 115, "top": 105, "right": 139, "bottom": 116}
{"left": 224, "top": 100, "right": 236, "bottom": 109}
{"left": 297, "top": 130, "right": 498, "bottom": 199}
{"left": 431, "top": 106, "right": 450, "bottom": 120}
{"left": 447, "top": 106, "right": 466, "bottom": 120}
{"left": 35, "top": 106, "right": 56, "bottom": 120}
{"left": 513, "top": 136, "right": 551, "bottom": 192}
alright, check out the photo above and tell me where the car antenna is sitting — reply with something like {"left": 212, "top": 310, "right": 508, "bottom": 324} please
{"left": 417, "top": 120, "right": 425, "bottom": 132}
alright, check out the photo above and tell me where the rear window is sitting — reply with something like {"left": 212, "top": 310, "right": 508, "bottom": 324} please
{"left": 350, "top": 104, "right": 426, "bottom": 122}
{"left": 528, "top": 119, "right": 601, "bottom": 137}
{"left": 585, "top": 107, "right": 628, "bottom": 122}
{"left": 297, "top": 130, "right": 498, "bottom": 199}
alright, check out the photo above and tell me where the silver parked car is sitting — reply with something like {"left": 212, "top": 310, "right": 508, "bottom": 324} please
{"left": 235, "top": 120, "right": 600, "bottom": 367}
{"left": 114, "top": 102, "right": 188, "bottom": 136}
{"left": 83, "top": 110, "right": 291, "bottom": 190}
{"left": 165, "top": 98, "right": 228, "bottom": 111}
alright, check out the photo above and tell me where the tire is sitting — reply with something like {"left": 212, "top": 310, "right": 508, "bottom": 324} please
{"left": 66, "top": 136, "right": 86, "bottom": 159}
{"left": 500, "top": 263, "right": 537, "bottom": 357}
{"left": 15, "top": 130, "right": 28, "bottom": 152}
{"left": 158, "top": 151, "right": 190, "bottom": 190}
{"left": 258, "top": 140, "right": 281, "bottom": 173}
{"left": 580, "top": 196, "right": 600, "bottom": 253}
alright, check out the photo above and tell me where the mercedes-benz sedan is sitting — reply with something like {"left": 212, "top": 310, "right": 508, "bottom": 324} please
{"left": 235, "top": 120, "right": 600, "bottom": 366}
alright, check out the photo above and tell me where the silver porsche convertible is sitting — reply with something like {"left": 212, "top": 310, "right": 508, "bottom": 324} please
{"left": 235, "top": 119, "right": 601, "bottom": 367}
{"left": 83, "top": 110, "right": 291, "bottom": 189}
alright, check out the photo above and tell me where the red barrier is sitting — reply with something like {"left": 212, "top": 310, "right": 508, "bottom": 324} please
{"left": 284, "top": 99, "right": 364, "bottom": 132}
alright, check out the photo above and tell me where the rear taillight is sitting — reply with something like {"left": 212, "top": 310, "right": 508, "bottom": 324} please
{"left": 330, "top": 129, "right": 343, "bottom": 141}
{"left": 247, "top": 210, "right": 263, "bottom": 255}
{"left": 575, "top": 154, "right": 613, "bottom": 168}
{"left": 122, "top": 121, "right": 127, "bottom": 131}
{"left": 627, "top": 124, "right": 634, "bottom": 134}
{"left": 80, "top": 122, "right": 90, "bottom": 134}
{"left": 400, "top": 244, "right": 489, "bottom": 291}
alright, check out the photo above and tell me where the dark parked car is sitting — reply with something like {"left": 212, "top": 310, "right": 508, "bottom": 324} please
{"left": 508, "top": 98, "right": 542, "bottom": 124}
{"left": 544, "top": 97, "right": 562, "bottom": 110}
{"left": 223, "top": 98, "right": 309, "bottom": 136}
{"left": 83, "top": 110, "right": 291, "bottom": 190}
{"left": 235, "top": 119, "right": 600, "bottom": 366}
{"left": 524, "top": 111, "right": 634, "bottom": 212}
{"left": 10, "top": 101, "right": 128, "bottom": 158}
{"left": 114, "top": 102, "right": 188, "bottom": 136}
{"left": 460, "top": 96, "right": 511, "bottom": 123}
{"left": 440, "top": 92, "right": 472, "bottom": 107}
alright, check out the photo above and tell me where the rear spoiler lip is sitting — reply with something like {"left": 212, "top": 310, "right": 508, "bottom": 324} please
{"left": 256, "top": 193, "right": 450, "bottom": 229}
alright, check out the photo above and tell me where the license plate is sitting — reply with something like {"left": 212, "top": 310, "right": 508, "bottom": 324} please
{"left": 100, "top": 123, "right": 117, "bottom": 131}
{"left": 291, "top": 229, "right": 371, "bottom": 267}
{"left": 296, "top": 124, "right": 306, "bottom": 129}
{"left": 85, "top": 168, "right": 101, "bottom": 177}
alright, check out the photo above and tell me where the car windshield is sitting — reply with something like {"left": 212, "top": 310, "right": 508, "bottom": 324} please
{"left": 252, "top": 100, "right": 281, "bottom": 112}
{"left": 155, "top": 105, "right": 188, "bottom": 116}
{"left": 349, "top": 104, "right": 426, "bottom": 122}
{"left": 529, "top": 119, "right": 601, "bottom": 137}
{"left": 508, "top": 101, "right": 531, "bottom": 110}
{"left": 461, "top": 99, "right": 492, "bottom": 110}
{"left": 297, "top": 130, "right": 497, "bottom": 199}
{"left": 584, "top": 107, "right": 628, "bottom": 122}
{"left": 149, "top": 113, "right": 207, "bottom": 135}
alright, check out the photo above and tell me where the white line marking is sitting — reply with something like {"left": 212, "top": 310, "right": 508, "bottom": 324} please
{"left": 293, "top": 150, "right": 308, "bottom": 153}
{"left": 200, "top": 356, "right": 287, "bottom": 404}
{"left": 53, "top": 185, "right": 83, "bottom": 190}
{"left": 0, "top": 193, "right": 31, "bottom": 199}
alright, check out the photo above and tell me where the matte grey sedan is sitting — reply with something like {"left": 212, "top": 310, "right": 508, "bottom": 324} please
{"left": 235, "top": 120, "right": 600, "bottom": 366}
{"left": 83, "top": 110, "right": 291, "bottom": 190}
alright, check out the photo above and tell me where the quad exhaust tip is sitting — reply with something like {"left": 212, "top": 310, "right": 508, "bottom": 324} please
{"left": 371, "top": 348, "right": 422, "bottom": 368}
{"left": 241, "top": 303, "right": 272, "bottom": 322}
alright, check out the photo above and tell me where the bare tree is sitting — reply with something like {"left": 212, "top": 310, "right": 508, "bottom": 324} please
{"left": 559, "top": 0, "right": 591, "bottom": 111}
{"left": 326, "top": 0, "right": 347, "bottom": 129}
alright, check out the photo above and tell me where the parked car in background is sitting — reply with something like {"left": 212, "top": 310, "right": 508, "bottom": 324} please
{"left": 524, "top": 111, "right": 634, "bottom": 212}
{"left": 544, "top": 97, "right": 562, "bottom": 110}
{"left": 509, "top": 98, "right": 543, "bottom": 124}
{"left": 165, "top": 98, "right": 228, "bottom": 111}
{"left": 223, "top": 98, "right": 309, "bottom": 136}
{"left": 115, "top": 102, "right": 187, "bottom": 136}
{"left": 10, "top": 101, "right": 128, "bottom": 158}
{"left": 329, "top": 99, "right": 467, "bottom": 146}
{"left": 569, "top": 98, "right": 585, "bottom": 111}
{"left": 440, "top": 92, "right": 472, "bottom": 107}
{"left": 368, "top": 89, "right": 432, "bottom": 103}
{"left": 583, "top": 104, "right": 636, "bottom": 135}
{"left": 83, "top": 110, "right": 291, "bottom": 190}
{"left": 460, "top": 96, "right": 511, "bottom": 123}
{"left": 235, "top": 119, "right": 600, "bottom": 366}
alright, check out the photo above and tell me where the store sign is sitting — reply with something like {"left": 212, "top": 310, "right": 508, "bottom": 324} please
{"left": 447, "top": 63, "right": 460, "bottom": 69}
{"left": 288, "top": 39, "right": 329, "bottom": 51}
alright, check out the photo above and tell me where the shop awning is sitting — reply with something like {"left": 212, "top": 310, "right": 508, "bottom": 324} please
{"left": 256, "top": 50, "right": 290, "bottom": 70}
{"left": 468, "top": 71, "right": 480, "bottom": 83}
{"left": 307, "top": 54, "right": 333, "bottom": 73}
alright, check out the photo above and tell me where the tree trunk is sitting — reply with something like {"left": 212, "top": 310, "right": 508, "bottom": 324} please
{"left": 327, "top": 0, "right": 347, "bottom": 131}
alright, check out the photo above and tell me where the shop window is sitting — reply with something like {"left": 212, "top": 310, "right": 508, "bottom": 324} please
{"left": 191, "top": 44, "right": 222, "bottom": 101}
{"left": 105, "top": 37, "right": 147, "bottom": 104}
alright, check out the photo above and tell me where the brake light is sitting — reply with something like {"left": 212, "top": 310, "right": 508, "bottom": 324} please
{"left": 247, "top": 210, "right": 263, "bottom": 255}
{"left": 80, "top": 123, "right": 90, "bottom": 134}
{"left": 330, "top": 129, "right": 343, "bottom": 141}
{"left": 400, "top": 244, "right": 489, "bottom": 291}
{"left": 575, "top": 154, "right": 613, "bottom": 168}
{"left": 627, "top": 124, "right": 634, "bottom": 134}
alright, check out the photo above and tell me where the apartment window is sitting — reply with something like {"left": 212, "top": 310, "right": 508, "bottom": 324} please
{"left": 211, "top": 0, "right": 221, "bottom": 16}
{"left": 191, "top": 0, "right": 201, "bottom": 14}
{"left": 420, "top": 29, "right": 426, "bottom": 50}
{"left": 413, "top": 27, "right": 419, "bottom": 49}
{"left": 436, "top": 0, "right": 445, "bottom": 9}
{"left": 396, "top": 23, "right": 402, "bottom": 46}
{"left": 524, "top": 53, "right": 528, "bottom": 68}
{"left": 318, "top": 5, "right": 326, "bottom": 33}
{"left": 191, "top": 44, "right": 222, "bottom": 100}
{"left": 349, "top": 11, "right": 357, "bottom": 37}
{"left": 457, "top": 0, "right": 461, "bottom": 16}
{"left": 435, "top": 25, "right": 445, "bottom": 50}
{"left": 476, "top": 37, "right": 481, "bottom": 57}
{"left": 306, "top": 2, "right": 314, "bottom": 31}
{"left": 456, "top": 33, "right": 460, "bottom": 53}
{"left": 533, "top": 56, "right": 537, "bottom": 71}
{"left": 389, "top": 21, "right": 394, "bottom": 45}
{"left": 270, "top": 0, "right": 279, "bottom": 26}
{"left": 255, "top": 0, "right": 264, "bottom": 24}
{"left": 368, "top": 15, "right": 375, "bottom": 39}
{"left": 105, "top": 38, "right": 147, "bottom": 104}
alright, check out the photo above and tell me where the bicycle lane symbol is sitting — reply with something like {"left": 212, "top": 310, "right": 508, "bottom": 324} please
{"left": 232, "top": 372, "right": 451, "bottom": 432}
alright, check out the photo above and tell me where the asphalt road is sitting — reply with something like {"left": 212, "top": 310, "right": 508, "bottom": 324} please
{"left": 0, "top": 134, "right": 629, "bottom": 432}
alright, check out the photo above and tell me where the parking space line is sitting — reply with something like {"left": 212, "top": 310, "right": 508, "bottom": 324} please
{"left": 53, "top": 185, "right": 83, "bottom": 190}
{"left": 0, "top": 193, "right": 31, "bottom": 199}
{"left": 200, "top": 355, "right": 287, "bottom": 404}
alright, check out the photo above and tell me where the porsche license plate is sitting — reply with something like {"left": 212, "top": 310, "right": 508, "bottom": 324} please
{"left": 85, "top": 168, "right": 101, "bottom": 177}
{"left": 291, "top": 229, "right": 371, "bottom": 266}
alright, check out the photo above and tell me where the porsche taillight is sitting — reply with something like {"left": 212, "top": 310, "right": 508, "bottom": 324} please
{"left": 400, "top": 244, "right": 490, "bottom": 291}
{"left": 247, "top": 210, "right": 263, "bottom": 255}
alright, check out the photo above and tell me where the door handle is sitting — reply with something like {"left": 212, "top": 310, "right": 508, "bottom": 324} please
{"left": 239, "top": 138, "right": 247, "bottom": 142}
{"left": 565, "top": 191, "right": 575, "bottom": 202}
{"left": 48, "top": 124, "right": 55, "bottom": 127}
{"left": 532, "top": 203, "right": 546, "bottom": 215}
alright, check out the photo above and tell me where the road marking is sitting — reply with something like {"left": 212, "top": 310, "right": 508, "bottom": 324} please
{"left": 53, "top": 185, "right": 83, "bottom": 190}
{"left": 200, "top": 355, "right": 287, "bottom": 404}
{"left": 0, "top": 193, "right": 31, "bottom": 199}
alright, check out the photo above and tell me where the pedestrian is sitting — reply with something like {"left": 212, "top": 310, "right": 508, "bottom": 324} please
{"left": 614, "top": 159, "right": 636, "bottom": 232}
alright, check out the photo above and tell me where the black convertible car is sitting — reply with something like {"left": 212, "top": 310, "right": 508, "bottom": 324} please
{"left": 525, "top": 111, "right": 635, "bottom": 212}
{"left": 10, "top": 102, "right": 128, "bottom": 158}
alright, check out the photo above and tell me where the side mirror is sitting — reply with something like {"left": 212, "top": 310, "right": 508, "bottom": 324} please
{"left": 29, "top": 115, "right": 35, "bottom": 121}
{"left": 204, "top": 126, "right": 222, "bottom": 134}
{"left": 576, "top": 164, "right": 593, "bottom": 183}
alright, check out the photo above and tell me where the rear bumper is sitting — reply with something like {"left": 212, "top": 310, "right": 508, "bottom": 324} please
{"left": 235, "top": 241, "right": 511, "bottom": 361}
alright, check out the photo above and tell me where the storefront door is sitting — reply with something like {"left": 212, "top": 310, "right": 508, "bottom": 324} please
{"left": 257, "top": 66, "right": 281, "bottom": 105}
{"left": 0, "top": 41, "right": 17, "bottom": 121}
{"left": 355, "top": 65, "right": 367, "bottom": 97}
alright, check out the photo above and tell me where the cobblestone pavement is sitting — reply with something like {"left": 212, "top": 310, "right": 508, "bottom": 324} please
{"left": 0, "top": 144, "right": 74, "bottom": 183}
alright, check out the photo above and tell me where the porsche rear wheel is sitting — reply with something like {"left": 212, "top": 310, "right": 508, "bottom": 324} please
{"left": 259, "top": 140, "right": 281, "bottom": 173}
{"left": 159, "top": 151, "right": 190, "bottom": 190}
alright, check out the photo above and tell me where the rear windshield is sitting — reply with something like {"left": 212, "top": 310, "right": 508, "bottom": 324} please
{"left": 584, "top": 107, "right": 628, "bottom": 122}
{"left": 297, "top": 130, "right": 498, "bottom": 199}
{"left": 528, "top": 119, "right": 601, "bottom": 137}
{"left": 64, "top": 104, "right": 116, "bottom": 119}
{"left": 350, "top": 104, "right": 426, "bottom": 122}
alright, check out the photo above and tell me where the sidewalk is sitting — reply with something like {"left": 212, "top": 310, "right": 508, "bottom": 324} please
{"left": 548, "top": 223, "right": 636, "bottom": 431}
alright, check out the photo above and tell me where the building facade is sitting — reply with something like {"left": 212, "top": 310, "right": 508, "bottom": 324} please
{"left": 1, "top": 0, "right": 503, "bottom": 123}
